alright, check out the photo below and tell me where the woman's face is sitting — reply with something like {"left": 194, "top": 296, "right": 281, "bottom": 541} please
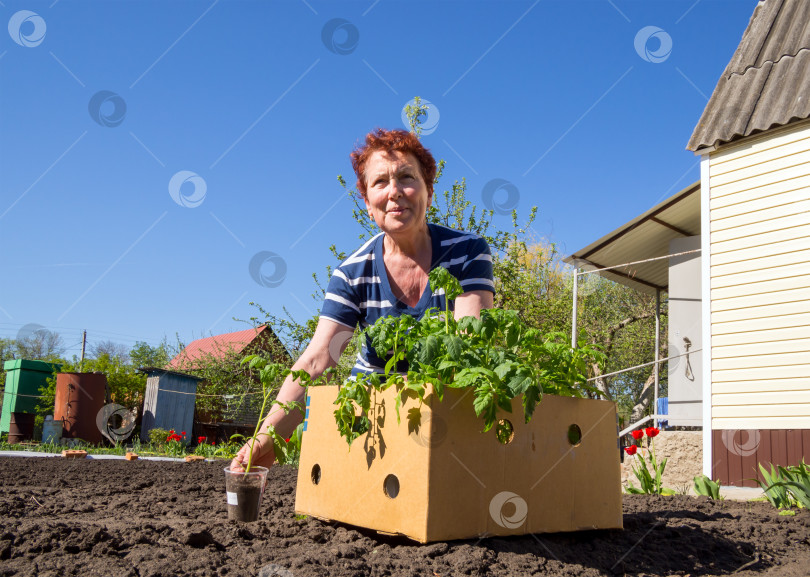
{"left": 363, "top": 150, "right": 432, "bottom": 237}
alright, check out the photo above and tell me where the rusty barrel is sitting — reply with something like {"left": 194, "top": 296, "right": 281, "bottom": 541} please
{"left": 8, "top": 412, "right": 35, "bottom": 444}
{"left": 54, "top": 373, "right": 106, "bottom": 444}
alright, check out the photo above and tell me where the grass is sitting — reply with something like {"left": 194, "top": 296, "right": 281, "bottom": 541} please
{"left": 0, "top": 437, "right": 242, "bottom": 460}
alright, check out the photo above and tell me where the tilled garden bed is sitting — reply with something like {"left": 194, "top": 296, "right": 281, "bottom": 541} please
{"left": 0, "top": 456, "right": 808, "bottom": 576}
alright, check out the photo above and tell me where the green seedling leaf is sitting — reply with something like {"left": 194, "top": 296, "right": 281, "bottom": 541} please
{"left": 444, "top": 335, "right": 463, "bottom": 361}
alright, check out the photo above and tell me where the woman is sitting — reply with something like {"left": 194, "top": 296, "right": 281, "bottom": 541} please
{"left": 230, "top": 128, "right": 494, "bottom": 471}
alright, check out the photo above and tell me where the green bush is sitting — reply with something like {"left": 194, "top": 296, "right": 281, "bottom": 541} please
{"left": 148, "top": 427, "right": 170, "bottom": 446}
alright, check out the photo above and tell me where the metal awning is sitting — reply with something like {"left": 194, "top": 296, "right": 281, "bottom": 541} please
{"left": 564, "top": 181, "right": 701, "bottom": 294}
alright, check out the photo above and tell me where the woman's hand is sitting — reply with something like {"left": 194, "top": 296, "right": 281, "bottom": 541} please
{"left": 228, "top": 318, "right": 353, "bottom": 473}
{"left": 229, "top": 438, "right": 275, "bottom": 472}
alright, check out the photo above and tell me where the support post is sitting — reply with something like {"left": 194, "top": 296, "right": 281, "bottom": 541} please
{"left": 654, "top": 290, "right": 661, "bottom": 428}
{"left": 571, "top": 267, "right": 579, "bottom": 348}
{"left": 79, "top": 330, "right": 87, "bottom": 373}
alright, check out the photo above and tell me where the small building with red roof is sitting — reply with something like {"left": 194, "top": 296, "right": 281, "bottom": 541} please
{"left": 167, "top": 325, "right": 288, "bottom": 371}
{"left": 162, "top": 325, "right": 290, "bottom": 438}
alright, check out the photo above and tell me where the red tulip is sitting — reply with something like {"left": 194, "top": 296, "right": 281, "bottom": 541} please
{"left": 631, "top": 430, "right": 644, "bottom": 440}
{"left": 645, "top": 427, "right": 660, "bottom": 438}
{"left": 625, "top": 445, "right": 638, "bottom": 456}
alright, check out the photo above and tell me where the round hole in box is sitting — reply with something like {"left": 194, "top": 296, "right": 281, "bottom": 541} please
{"left": 495, "top": 419, "right": 514, "bottom": 444}
{"left": 383, "top": 474, "right": 399, "bottom": 499}
{"left": 311, "top": 464, "right": 321, "bottom": 485}
{"left": 567, "top": 424, "right": 582, "bottom": 446}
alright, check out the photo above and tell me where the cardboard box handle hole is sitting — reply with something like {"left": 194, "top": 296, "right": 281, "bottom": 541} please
{"left": 311, "top": 464, "right": 321, "bottom": 485}
{"left": 383, "top": 474, "right": 399, "bottom": 499}
{"left": 496, "top": 419, "right": 514, "bottom": 444}
{"left": 567, "top": 424, "right": 582, "bottom": 446}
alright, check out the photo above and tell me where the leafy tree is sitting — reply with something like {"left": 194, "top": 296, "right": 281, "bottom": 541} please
{"left": 130, "top": 339, "right": 172, "bottom": 369}
{"left": 90, "top": 340, "right": 130, "bottom": 364}
{"left": 577, "top": 276, "right": 668, "bottom": 422}
{"left": 13, "top": 328, "right": 65, "bottom": 361}
{"left": 0, "top": 338, "right": 14, "bottom": 390}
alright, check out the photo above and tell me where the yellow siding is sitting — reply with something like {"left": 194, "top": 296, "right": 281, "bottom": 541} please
{"left": 711, "top": 251, "right": 808, "bottom": 277}
{"left": 712, "top": 259, "right": 809, "bottom": 287}
{"left": 712, "top": 164, "right": 810, "bottom": 201}
{"left": 713, "top": 338, "right": 808, "bottom": 358}
{"left": 714, "top": 326, "right": 809, "bottom": 346}
{"left": 713, "top": 224, "right": 810, "bottom": 254}
{"left": 712, "top": 310, "right": 810, "bottom": 336}
{"left": 711, "top": 200, "right": 810, "bottom": 231}
{"left": 711, "top": 150, "right": 810, "bottom": 190}
{"left": 713, "top": 187, "right": 809, "bottom": 221}
{"left": 713, "top": 391, "right": 810, "bottom": 405}
{"left": 709, "top": 121, "right": 810, "bottom": 429}
{"left": 713, "top": 378, "right": 810, "bottom": 394}
{"left": 713, "top": 351, "right": 807, "bottom": 371}
{"left": 711, "top": 287, "right": 809, "bottom": 312}
{"left": 712, "top": 404, "right": 810, "bottom": 419}
{"left": 713, "top": 365, "right": 809, "bottom": 382}
{"left": 712, "top": 126, "right": 810, "bottom": 169}
{"left": 711, "top": 212, "right": 809, "bottom": 243}
{"left": 712, "top": 273, "right": 810, "bottom": 299}
{"left": 712, "top": 173, "right": 810, "bottom": 209}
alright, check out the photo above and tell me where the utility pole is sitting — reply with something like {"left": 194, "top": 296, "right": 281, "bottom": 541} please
{"left": 79, "top": 330, "right": 87, "bottom": 372}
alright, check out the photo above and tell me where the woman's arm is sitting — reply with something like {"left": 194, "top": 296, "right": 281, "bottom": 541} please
{"left": 230, "top": 318, "right": 354, "bottom": 471}
{"left": 454, "top": 289, "right": 493, "bottom": 320}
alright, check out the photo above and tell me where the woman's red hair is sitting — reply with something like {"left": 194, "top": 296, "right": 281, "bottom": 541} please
{"left": 351, "top": 129, "right": 437, "bottom": 197}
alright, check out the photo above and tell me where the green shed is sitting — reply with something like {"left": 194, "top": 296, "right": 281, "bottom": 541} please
{"left": 1, "top": 360, "right": 60, "bottom": 433}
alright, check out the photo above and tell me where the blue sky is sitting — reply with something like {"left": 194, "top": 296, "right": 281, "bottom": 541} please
{"left": 0, "top": 0, "right": 755, "bottom": 357}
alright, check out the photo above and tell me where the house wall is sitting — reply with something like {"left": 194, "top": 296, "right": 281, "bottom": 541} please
{"left": 708, "top": 120, "right": 810, "bottom": 432}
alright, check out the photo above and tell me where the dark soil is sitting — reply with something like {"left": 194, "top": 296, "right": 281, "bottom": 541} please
{"left": 0, "top": 456, "right": 808, "bottom": 577}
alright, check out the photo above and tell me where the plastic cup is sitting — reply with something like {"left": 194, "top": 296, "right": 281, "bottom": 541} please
{"left": 223, "top": 466, "right": 269, "bottom": 522}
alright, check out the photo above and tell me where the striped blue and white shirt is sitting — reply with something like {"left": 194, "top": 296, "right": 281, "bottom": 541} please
{"left": 320, "top": 223, "right": 495, "bottom": 376}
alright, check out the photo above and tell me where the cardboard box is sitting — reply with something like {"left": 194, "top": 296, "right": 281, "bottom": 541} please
{"left": 295, "top": 384, "right": 622, "bottom": 543}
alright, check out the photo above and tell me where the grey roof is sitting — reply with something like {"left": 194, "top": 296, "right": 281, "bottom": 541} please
{"left": 687, "top": 0, "right": 810, "bottom": 152}
{"left": 137, "top": 367, "right": 204, "bottom": 380}
{"left": 563, "top": 182, "right": 700, "bottom": 295}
